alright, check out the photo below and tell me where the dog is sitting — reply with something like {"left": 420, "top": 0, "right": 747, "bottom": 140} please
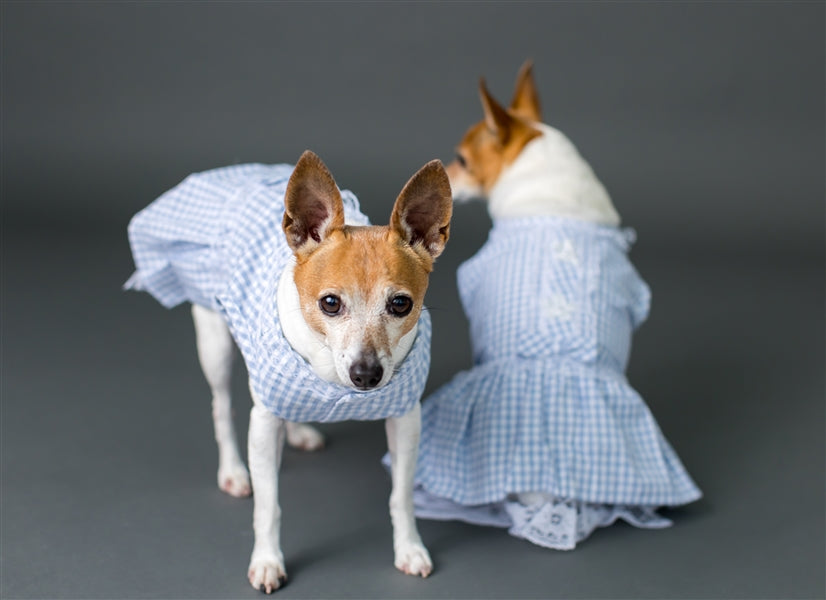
{"left": 126, "top": 151, "right": 452, "bottom": 591}
{"left": 409, "top": 62, "right": 701, "bottom": 549}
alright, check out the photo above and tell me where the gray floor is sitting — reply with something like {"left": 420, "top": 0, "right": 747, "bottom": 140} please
{"left": 2, "top": 204, "right": 824, "bottom": 599}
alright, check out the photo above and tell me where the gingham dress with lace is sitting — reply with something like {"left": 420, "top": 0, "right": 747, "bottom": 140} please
{"left": 411, "top": 217, "right": 701, "bottom": 549}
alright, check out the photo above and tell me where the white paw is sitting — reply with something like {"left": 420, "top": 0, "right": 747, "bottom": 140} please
{"left": 248, "top": 553, "right": 287, "bottom": 594}
{"left": 217, "top": 464, "right": 251, "bottom": 498}
{"left": 394, "top": 540, "right": 433, "bottom": 578}
{"left": 285, "top": 422, "right": 325, "bottom": 451}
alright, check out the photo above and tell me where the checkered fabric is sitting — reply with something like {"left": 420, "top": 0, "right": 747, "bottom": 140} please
{"left": 125, "top": 163, "right": 431, "bottom": 423}
{"left": 414, "top": 216, "right": 702, "bottom": 508}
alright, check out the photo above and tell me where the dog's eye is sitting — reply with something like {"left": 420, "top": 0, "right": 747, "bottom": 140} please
{"left": 455, "top": 153, "right": 467, "bottom": 169}
{"left": 388, "top": 295, "right": 413, "bottom": 317}
{"left": 319, "top": 295, "right": 342, "bottom": 316}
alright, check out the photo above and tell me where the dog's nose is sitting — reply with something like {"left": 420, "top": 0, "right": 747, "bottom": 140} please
{"left": 349, "top": 357, "right": 384, "bottom": 390}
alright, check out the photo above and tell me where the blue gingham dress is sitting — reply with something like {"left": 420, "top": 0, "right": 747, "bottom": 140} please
{"left": 412, "top": 216, "right": 701, "bottom": 548}
{"left": 125, "top": 163, "right": 431, "bottom": 423}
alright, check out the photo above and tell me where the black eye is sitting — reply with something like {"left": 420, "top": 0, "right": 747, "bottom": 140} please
{"left": 455, "top": 153, "right": 467, "bottom": 168}
{"left": 388, "top": 295, "right": 413, "bottom": 317}
{"left": 319, "top": 295, "right": 342, "bottom": 316}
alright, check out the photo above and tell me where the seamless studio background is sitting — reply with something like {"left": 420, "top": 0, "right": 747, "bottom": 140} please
{"left": 2, "top": 2, "right": 824, "bottom": 599}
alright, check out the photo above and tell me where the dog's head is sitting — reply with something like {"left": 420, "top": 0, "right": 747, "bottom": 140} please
{"left": 445, "top": 62, "right": 620, "bottom": 225}
{"left": 282, "top": 151, "right": 452, "bottom": 390}
{"left": 446, "top": 60, "right": 543, "bottom": 202}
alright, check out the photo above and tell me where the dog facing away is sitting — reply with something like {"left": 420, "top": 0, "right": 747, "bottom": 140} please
{"left": 126, "top": 151, "right": 452, "bottom": 592}
{"left": 409, "top": 62, "right": 701, "bottom": 549}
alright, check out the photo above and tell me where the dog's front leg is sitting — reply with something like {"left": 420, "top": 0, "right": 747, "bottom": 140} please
{"left": 385, "top": 402, "right": 432, "bottom": 577}
{"left": 247, "top": 403, "right": 287, "bottom": 593}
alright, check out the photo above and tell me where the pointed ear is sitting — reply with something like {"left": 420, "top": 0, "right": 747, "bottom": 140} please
{"left": 390, "top": 160, "right": 453, "bottom": 259}
{"left": 283, "top": 151, "right": 345, "bottom": 256}
{"left": 479, "top": 78, "right": 515, "bottom": 145}
{"left": 509, "top": 59, "right": 541, "bottom": 122}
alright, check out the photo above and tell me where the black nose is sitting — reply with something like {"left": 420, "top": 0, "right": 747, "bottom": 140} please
{"left": 349, "top": 357, "right": 384, "bottom": 389}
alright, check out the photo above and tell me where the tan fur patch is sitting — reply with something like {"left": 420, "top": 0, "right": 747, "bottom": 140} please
{"left": 292, "top": 226, "right": 432, "bottom": 349}
{"left": 452, "top": 117, "right": 540, "bottom": 194}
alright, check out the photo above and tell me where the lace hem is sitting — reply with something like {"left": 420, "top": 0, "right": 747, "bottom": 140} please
{"left": 413, "top": 487, "right": 672, "bottom": 550}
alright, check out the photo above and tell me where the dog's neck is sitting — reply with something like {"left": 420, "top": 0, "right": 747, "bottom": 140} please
{"left": 276, "top": 259, "right": 418, "bottom": 388}
{"left": 487, "top": 124, "right": 621, "bottom": 226}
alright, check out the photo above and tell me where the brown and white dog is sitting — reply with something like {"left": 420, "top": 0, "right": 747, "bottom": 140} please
{"left": 406, "top": 62, "right": 700, "bottom": 551}
{"left": 174, "top": 153, "right": 452, "bottom": 592}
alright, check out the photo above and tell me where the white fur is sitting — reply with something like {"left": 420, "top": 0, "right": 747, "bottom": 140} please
{"left": 449, "top": 178, "right": 484, "bottom": 203}
{"left": 247, "top": 401, "right": 287, "bottom": 593}
{"left": 385, "top": 402, "right": 432, "bottom": 577}
{"left": 192, "top": 267, "right": 428, "bottom": 592}
{"left": 486, "top": 124, "right": 621, "bottom": 225}
{"left": 192, "top": 304, "right": 252, "bottom": 497}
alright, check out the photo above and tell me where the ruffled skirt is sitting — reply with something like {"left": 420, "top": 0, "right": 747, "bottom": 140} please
{"left": 411, "top": 357, "right": 701, "bottom": 549}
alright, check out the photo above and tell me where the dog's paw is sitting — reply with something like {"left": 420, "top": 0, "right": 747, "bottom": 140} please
{"left": 248, "top": 554, "right": 287, "bottom": 594}
{"left": 285, "top": 422, "right": 325, "bottom": 451}
{"left": 218, "top": 464, "right": 251, "bottom": 498}
{"left": 394, "top": 541, "right": 433, "bottom": 578}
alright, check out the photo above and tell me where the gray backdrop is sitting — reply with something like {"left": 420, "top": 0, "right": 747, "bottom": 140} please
{"left": 3, "top": 2, "right": 824, "bottom": 599}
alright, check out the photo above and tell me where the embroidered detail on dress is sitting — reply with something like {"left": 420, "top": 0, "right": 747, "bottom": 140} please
{"left": 553, "top": 238, "right": 580, "bottom": 267}
{"left": 545, "top": 293, "right": 575, "bottom": 322}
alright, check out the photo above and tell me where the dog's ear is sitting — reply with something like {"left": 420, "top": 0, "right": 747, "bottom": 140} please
{"left": 509, "top": 59, "right": 541, "bottom": 122}
{"left": 283, "top": 151, "right": 346, "bottom": 256}
{"left": 390, "top": 160, "right": 453, "bottom": 260}
{"left": 479, "top": 79, "right": 516, "bottom": 145}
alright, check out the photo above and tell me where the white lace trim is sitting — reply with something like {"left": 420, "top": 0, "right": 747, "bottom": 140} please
{"left": 413, "top": 488, "right": 672, "bottom": 550}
